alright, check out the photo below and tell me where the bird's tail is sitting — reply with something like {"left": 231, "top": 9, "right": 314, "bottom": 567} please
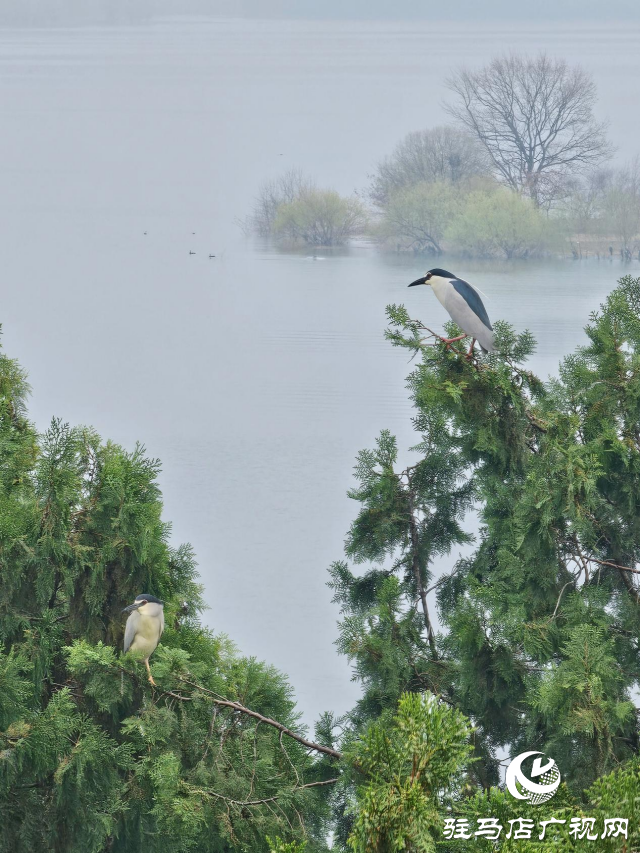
{"left": 480, "top": 330, "right": 496, "bottom": 353}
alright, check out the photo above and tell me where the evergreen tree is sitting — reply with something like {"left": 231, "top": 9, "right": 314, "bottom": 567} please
{"left": 329, "top": 276, "right": 640, "bottom": 849}
{"left": 0, "top": 333, "right": 334, "bottom": 853}
{"left": 4, "top": 272, "right": 640, "bottom": 852}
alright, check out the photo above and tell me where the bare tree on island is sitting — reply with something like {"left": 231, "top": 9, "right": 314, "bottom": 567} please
{"left": 369, "top": 125, "right": 491, "bottom": 208}
{"left": 445, "top": 54, "right": 612, "bottom": 208}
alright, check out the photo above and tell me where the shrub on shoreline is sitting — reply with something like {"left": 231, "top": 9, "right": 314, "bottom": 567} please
{"left": 273, "top": 188, "right": 367, "bottom": 247}
{"left": 446, "top": 187, "right": 558, "bottom": 259}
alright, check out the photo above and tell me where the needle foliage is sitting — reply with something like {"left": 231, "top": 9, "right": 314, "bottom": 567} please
{"left": 328, "top": 275, "right": 640, "bottom": 850}
{"left": 2, "top": 275, "right": 640, "bottom": 853}
{"left": 0, "top": 335, "right": 333, "bottom": 853}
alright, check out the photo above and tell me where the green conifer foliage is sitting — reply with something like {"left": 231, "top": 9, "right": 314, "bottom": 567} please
{"left": 345, "top": 693, "right": 473, "bottom": 853}
{"left": 4, "top": 270, "right": 640, "bottom": 851}
{"left": 330, "top": 277, "right": 640, "bottom": 816}
{"left": 0, "top": 334, "right": 332, "bottom": 853}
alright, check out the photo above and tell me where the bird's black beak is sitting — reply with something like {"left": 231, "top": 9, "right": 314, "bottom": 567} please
{"left": 408, "top": 276, "right": 428, "bottom": 287}
{"left": 122, "top": 603, "right": 141, "bottom": 614}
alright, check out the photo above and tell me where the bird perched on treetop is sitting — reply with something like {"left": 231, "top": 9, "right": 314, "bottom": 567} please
{"left": 122, "top": 594, "right": 165, "bottom": 686}
{"left": 408, "top": 268, "right": 495, "bottom": 356}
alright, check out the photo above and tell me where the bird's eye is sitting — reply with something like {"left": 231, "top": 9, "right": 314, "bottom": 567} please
{"left": 425, "top": 274, "right": 432, "bottom": 281}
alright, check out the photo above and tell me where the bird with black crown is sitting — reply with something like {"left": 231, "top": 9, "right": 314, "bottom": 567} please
{"left": 408, "top": 268, "right": 495, "bottom": 357}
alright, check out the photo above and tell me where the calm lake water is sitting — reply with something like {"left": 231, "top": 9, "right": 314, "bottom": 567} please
{"left": 0, "top": 18, "right": 639, "bottom": 723}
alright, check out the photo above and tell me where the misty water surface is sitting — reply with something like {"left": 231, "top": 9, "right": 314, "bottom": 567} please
{"left": 0, "top": 18, "right": 639, "bottom": 723}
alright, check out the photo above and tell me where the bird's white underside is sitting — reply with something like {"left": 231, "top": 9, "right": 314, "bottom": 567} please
{"left": 430, "top": 276, "right": 495, "bottom": 352}
{"left": 124, "top": 602, "right": 165, "bottom": 660}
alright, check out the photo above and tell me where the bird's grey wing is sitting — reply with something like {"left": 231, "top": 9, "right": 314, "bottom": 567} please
{"left": 123, "top": 611, "right": 140, "bottom": 653}
{"left": 451, "top": 278, "right": 493, "bottom": 330}
{"left": 444, "top": 279, "right": 495, "bottom": 351}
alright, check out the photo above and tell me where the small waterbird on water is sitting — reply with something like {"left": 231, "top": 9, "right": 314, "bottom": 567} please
{"left": 189, "top": 250, "right": 196, "bottom": 255}
{"left": 122, "top": 595, "right": 164, "bottom": 686}
{"left": 408, "top": 268, "right": 495, "bottom": 356}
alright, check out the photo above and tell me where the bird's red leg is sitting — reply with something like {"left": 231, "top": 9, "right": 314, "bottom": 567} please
{"left": 418, "top": 329, "right": 468, "bottom": 351}
{"left": 144, "top": 659, "right": 156, "bottom": 687}
{"left": 438, "top": 333, "right": 468, "bottom": 349}
{"left": 466, "top": 338, "right": 476, "bottom": 358}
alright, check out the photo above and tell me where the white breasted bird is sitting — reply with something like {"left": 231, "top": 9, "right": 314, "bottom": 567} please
{"left": 122, "top": 594, "right": 165, "bottom": 686}
{"left": 408, "top": 268, "right": 495, "bottom": 356}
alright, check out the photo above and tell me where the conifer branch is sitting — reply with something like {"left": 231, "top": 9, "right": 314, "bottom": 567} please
{"left": 550, "top": 581, "right": 575, "bottom": 619}
{"left": 176, "top": 678, "right": 343, "bottom": 760}
{"left": 405, "top": 470, "right": 439, "bottom": 660}
{"left": 585, "top": 556, "right": 640, "bottom": 575}
{"left": 190, "top": 777, "right": 340, "bottom": 810}
{"left": 570, "top": 549, "right": 640, "bottom": 602}
{"left": 522, "top": 405, "right": 548, "bottom": 433}
{"left": 425, "top": 563, "right": 464, "bottom": 595}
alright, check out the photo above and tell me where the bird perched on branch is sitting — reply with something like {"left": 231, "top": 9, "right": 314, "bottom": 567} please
{"left": 122, "top": 594, "right": 164, "bottom": 686}
{"left": 408, "top": 268, "right": 495, "bottom": 355}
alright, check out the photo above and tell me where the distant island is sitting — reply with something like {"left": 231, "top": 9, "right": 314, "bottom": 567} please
{"left": 244, "top": 54, "right": 640, "bottom": 261}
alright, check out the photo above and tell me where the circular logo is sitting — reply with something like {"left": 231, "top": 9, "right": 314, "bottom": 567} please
{"left": 505, "top": 751, "right": 561, "bottom": 805}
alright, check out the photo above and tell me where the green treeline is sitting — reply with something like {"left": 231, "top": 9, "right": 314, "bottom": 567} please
{"left": 2, "top": 275, "right": 640, "bottom": 850}
{"left": 249, "top": 55, "right": 640, "bottom": 258}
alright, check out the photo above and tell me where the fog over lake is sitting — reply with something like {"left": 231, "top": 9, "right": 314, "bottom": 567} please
{"left": 1, "top": 17, "right": 639, "bottom": 723}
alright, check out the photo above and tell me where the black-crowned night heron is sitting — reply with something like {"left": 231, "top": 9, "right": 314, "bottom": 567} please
{"left": 122, "top": 594, "right": 165, "bottom": 686}
{"left": 408, "top": 268, "right": 495, "bottom": 355}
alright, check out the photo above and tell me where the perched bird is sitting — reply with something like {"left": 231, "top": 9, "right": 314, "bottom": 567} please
{"left": 408, "top": 268, "right": 495, "bottom": 355}
{"left": 122, "top": 594, "right": 165, "bottom": 686}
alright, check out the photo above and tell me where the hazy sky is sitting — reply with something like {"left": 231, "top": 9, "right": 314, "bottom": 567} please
{"left": 1, "top": 0, "right": 639, "bottom": 24}
{"left": 239, "top": 0, "right": 640, "bottom": 21}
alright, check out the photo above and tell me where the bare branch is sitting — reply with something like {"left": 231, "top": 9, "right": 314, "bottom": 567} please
{"left": 445, "top": 54, "right": 612, "bottom": 208}
{"left": 584, "top": 556, "right": 640, "bottom": 575}
{"left": 192, "top": 777, "right": 340, "bottom": 809}
{"left": 176, "top": 677, "right": 343, "bottom": 760}
{"left": 370, "top": 125, "right": 491, "bottom": 207}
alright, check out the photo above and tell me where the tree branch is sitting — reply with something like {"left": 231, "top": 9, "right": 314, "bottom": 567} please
{"left": 405, "top": 473, "right": 439, "bottom": 660}
{"left": 176, "top": 678, "right": 343, "bottom": 760}
{"left": 584, "top": 556, "right": 640, "bottom": 575}
{"left": 192, "top": 777, "right": 340, "bottom": 808}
